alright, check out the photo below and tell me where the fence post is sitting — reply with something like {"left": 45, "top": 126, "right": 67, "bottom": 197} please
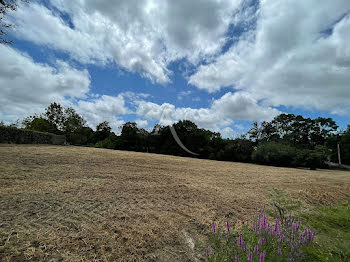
{"left": 337, "top": 143, "right": 342, "bottom": 167}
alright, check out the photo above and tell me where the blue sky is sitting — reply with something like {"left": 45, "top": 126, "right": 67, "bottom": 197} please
{"left": 1, "top": 0, "right": 350, "bottom": 137}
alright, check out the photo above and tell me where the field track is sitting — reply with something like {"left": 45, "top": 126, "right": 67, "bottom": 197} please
{"left": 1, "top": 145, "right": 350, "bottom": 261}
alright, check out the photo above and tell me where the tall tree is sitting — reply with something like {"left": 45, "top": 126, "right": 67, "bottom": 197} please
{"left": 45, "top": 102, "right": 65, "bottom": 132}
{"left": 63, "top": 107, "right": 86, "bottom": 133}
{"left": 247, "top": 114, "right": 338, "bottom": 149}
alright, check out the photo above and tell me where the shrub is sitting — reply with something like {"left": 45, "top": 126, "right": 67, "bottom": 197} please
{"left": 252, "top": 142, "right": 297, "bottom": 167}
{"left": 294, "top": 146, "right": 330, "bottom": 169}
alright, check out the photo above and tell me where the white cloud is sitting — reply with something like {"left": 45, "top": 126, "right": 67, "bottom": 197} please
{"left": 0, "top": 45, "right": 90, "bottom": 124}
{"left": 76, "top": 95, "right": 129, "bottom": 132}
{"left": 0, "top": 45, "right": 129, "bottom": 132}
{"left": 189, "top": 0, "right": 350, "bottom": 114}
{"left": 135, "top": 119, "right": 149, "bottom": 128}
{"left": 10, "top": 0, "right": 242, "bottom": 84}
{"left": 177, "top": 90, "right": 192, "bottom": 100}
{"left": 136, "top": 91, "right": 280, "bottom": 134}
{"left": 212, "top": 92, "right": 280, "bottom": 121}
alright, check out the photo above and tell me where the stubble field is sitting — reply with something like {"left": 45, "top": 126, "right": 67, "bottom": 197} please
{"left": 0, "top": 145, "right": 349, "bottom": 261}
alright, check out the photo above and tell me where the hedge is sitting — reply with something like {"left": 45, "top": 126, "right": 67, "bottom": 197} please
{"left": 0, "top": 126, "right": 66, "bottom": 145}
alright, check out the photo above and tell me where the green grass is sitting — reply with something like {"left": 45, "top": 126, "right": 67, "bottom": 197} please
{"left": 301, "top": 201, "right": 350, "bottom": 262}
{"left": 268, "top": 188, "right": 350, "bottom": 261}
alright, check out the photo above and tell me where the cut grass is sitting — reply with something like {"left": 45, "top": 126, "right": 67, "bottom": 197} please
{"left": 0, "top": 145, "right": 350, "bottom": 261}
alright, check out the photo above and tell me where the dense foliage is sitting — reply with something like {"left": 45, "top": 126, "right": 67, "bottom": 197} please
{"left": 3, "top": 102, "right": 350, "bottom": 168}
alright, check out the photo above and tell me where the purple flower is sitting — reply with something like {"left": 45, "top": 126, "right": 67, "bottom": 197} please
{"left": 212, "top": 223, "right": 216, "bottom": 233}
{"left": 248, "top": 252, "right": 253, "bottom": 262}
{"left": 290, "top": 258, "right": 295, "bottom": 262}
{"left": 226, "top": 221, "right": 230, "bottom": 232}
{"left": 206, "top": 248, "right": 210, "bottom": 257}
{"left": 235, "top": 255, "right": 239, "bottom": 262}
{"left": 277, "top": 247, "right": 282, "bottom": 256}
{"left": 254, "top": 245, "right": 259, "bottom": 254}
{"left": 260, "top": 252, "right": 265, "bottom": 262}
{"left": 259, "top": 237, "right": 264, "bottom": 245}
{"left": 244, "top": 247, "right": 247, "bottom": 252}
{"left": 262, "top": 215, "right": 267, "bottom": 229}
{"left": 237, "top": 235, "right": 243, "bottom": 248}
{"left": 275, "top": 218, "right": 280, "bottom": 233}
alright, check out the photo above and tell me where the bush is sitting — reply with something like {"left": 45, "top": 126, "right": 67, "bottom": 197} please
{"left": 252, "top": 143, "right": 329, "bottom": 169}
{"left": 101, "top": 134, "right": 118, "bottom": 149}
{"left": 252, "top": 142, "right": 297, "bottom": 167}
{"left": 0, "top": 126, "right": 66, "bottom": 145}
{"left": 295, "top": 146, "right": 330, "bottom": 170}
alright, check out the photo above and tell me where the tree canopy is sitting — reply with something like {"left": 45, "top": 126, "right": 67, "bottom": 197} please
{"left": 12, "top": 102, "right": 350, "bottom": 168}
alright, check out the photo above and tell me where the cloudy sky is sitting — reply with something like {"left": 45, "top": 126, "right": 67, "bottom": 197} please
{"left": 1, "top": 0, "right": 350, "bottom": 137}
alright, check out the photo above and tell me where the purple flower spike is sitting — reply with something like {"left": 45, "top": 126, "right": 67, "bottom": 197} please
{"left": 254, "top": 245, "right": 259, "bottom": 254}
{"left": 290, "top": 258, "right": 295, "bottom": 262}
{"left": 275, "top": 218, "right": 280, "bottom": 233}
{"left": 237, "top": 235, "right": 243, "bottom": 248}
{"left": 248, "top": 252, "right": 253, "bottom": 262}
{"left": 262, "top": 215, "right": 267, "bottom": 228}
{"left": 226, "top": 221, "right": 230, "bottom": 232}
{"left": 260, "top": 252, "right": 265, "bottom": 262}
{"left": 212, "top": 223, "right": 216, "bottom": 233}
{"left": 279, "top": 234, "right": 283, "bottom": 242}
{"left": 235, "top": 255, "right": 239, "bottom": 262}
{"left": 277, "top": 247, "right": 282, "bottom": 256}
{"left": 244, "top": 247, "right": 247, "bottom": 252}
{"left": 206, "top": 247, "right": 210, "bottom": 257}
{"left": 259, "top": 237, "right": 264, "bottom": 245}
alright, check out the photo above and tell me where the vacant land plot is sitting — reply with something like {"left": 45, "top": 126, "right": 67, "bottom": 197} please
{"left": 0, "top": 145, "right": 349, "bottom": 261}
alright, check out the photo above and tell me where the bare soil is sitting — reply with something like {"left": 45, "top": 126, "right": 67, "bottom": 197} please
{"left": 0, "top": 145, "right": 349, "bottom": 261}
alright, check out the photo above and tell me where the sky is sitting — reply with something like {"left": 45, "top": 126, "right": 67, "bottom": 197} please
{"left": 1, "top": 0, "right": 350, "bottom": 137}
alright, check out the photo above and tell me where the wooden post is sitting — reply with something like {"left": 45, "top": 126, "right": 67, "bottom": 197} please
{"left": 337, "top": 143, "right": 341, "bottom": 166}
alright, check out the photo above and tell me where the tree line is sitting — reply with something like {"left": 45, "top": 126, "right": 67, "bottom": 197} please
{"left": 2, "top": 102, "right": 349, "bottom": 169}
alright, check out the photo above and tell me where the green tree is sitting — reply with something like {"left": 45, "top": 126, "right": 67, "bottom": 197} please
{"left": 45, "top": 102, "right": 65, "bottom": 132}
{"left": 22, "top": 115, "right": 58, "bottom": 133}
{"left": 95, "top": 121, "right": 112, "bottom": 141}
{"left": 63, "top": 107, "right": 86, "bottom": 133}
{"left": 247, "top": 114, "right": 338, "bottom": 149}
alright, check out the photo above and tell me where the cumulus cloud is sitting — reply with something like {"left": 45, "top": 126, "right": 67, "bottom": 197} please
{"left": 136, "top": 91, "right": 280, "bottom": 133}
{"left": 0, "top": 45, "right": 129, "bottom": 132}
{"left": 0, "top": 45, "right": 90, "bottom": 123}
{"left": 10, "top": 0, "right": 242, "bottom": 84}
{"left": 189, "top": 0, "right": 350, "bottom": 114}
{"left": 76, "top": 95, "right": 129, "bottom": 132}
{"left": 135, "top": 119, "right": 149, "bottom": 128}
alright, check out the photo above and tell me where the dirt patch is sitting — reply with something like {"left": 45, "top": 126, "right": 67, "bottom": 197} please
{"left": 0, "top": 144, "right": 349, "bottom": 261}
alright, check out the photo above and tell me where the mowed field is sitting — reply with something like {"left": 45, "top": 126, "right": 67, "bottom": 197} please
{"left": 0, "top": 145, "right": 350, "bottom": 262}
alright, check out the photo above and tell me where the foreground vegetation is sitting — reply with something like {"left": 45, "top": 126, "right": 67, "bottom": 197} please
{"left": 203, "top": 190, "right": 350, "bottom": 262}
{"left": 2, "top": 102, "right": 350, "bottom": 169}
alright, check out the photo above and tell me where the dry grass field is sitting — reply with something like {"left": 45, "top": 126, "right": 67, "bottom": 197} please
{"left": 0, "top": 145, "right": 350, "bottom": 261}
